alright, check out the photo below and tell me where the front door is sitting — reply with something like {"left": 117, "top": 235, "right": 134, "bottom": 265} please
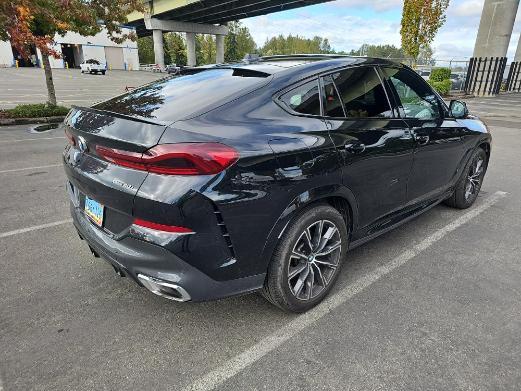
{"left": 322, "top": 66, "right": 415, "bottom": 236}
{"left": 380, "top": 67, "right": 466, "bottom": 203}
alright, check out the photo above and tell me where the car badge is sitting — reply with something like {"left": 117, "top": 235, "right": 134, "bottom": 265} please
{"left": 77, "top": 136, "right": 88, "bottom": 153}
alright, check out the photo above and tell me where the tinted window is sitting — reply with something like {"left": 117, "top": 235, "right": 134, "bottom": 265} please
{"left": 328, "top": 67, "right": 392, "bottom": 118}
{"left": 87, "top": 59, "right": 100, "bottom": 65}
{"left": 280, "top": 79, "right": 321, "bottom": 115}
{"left": 381, "top": 67, "right": 440, "bottom": 120}
{"left": 94, "top": 68, "right": 269, "bottom": 122}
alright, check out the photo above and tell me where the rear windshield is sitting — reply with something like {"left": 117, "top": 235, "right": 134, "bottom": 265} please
{"left": 94, "top": 68, "right": 269, "bottom": 123}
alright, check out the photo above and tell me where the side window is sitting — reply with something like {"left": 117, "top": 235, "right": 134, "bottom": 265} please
{"left": 381, "top": 67, "right": 441, "bottom": 120}
{"left": 280, "top": 79, "right": 321, "bottom": 116}
{"left": 326, "top": 67, "right": 393, "bottom": 118}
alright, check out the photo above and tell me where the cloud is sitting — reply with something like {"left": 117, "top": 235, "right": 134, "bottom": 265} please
{"left": 326, "top": 0, "right": 402, "bottom": 12}
{"left": 450, "top": 0, "right": 484, "bottom": 17}
{"left": 243, "top": 13, "right": 401, "bottom": 52}
{"left": 242, "top": 0, "right": 521, "bottom": 60}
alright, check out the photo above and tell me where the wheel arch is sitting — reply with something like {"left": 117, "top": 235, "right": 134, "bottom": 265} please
{"left": 478, "top": 141, "right": 491, "bottom": 162}
{"left": 260, "top": 184, "right": 359, "bottom": 272}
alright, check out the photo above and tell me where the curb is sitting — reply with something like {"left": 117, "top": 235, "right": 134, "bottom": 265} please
{"left": 0, "top": 116, "right": 65, "bottom": 126}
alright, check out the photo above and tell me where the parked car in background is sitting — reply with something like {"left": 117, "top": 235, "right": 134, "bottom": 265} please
{"left": 151, "top": 64, "right": 164, "bottom": 73}
{"left": 63, "top": 55, "right": 491, "bottom": 312}
{"left": 450, "top": 73, "right": 464, "bottom": 90}
{"left": 166, "top": 64, "right": 182, "bottom": 75}
{"left": 80, "top": 59, "right": 106, "bottom": 75}
{"left": 419, "top": 70, "right": 431, "bottom": 81}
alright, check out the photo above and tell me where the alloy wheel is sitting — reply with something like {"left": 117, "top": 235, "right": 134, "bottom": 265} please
{"left": 287, "top": 219, "right": 342, "bottom": 301}
{"left": 465, "top": 157, "right": 484, "bottom": 200}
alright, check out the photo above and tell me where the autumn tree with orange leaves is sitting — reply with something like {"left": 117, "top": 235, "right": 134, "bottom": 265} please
{"left": 0, "top": 0, "right": 143, "bottom": 105}
{"left": 400, "top": 0, "right": 450, "bottom": 63}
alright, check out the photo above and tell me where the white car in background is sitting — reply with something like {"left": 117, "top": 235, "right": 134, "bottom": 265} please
{"left": 80, "top": 59, "right": 106, "bottom": 75}
{"left": 418, "top": 70, "right": 431, "bottom": 81}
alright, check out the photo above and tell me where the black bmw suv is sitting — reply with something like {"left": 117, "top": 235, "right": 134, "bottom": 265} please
{"left": 63, "top": 55, "right": 491, "bottom": 312}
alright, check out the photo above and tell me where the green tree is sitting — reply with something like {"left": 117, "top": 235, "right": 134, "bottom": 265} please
{"left": 349, "top": 44, "right": 406, "bottom": 58}
{"left": 0, "top": 0, "right": 143, "bottom": 105}
{"left": 400, "top": 0, "right": 449, "bottom": 62}
{"left": 196, "top": 34, "right": 216, "bottom": 65}
{"left": 225, "top": 21, "right": 256, "bottom": 62}
{"left": 164, "top": 32, "right": 187, "bottom": 66}
{"left": 260, "top": 34, "right": 335, "bottom": 55}
{"left": 137, "top": 36, "right": 155, "bottom": 64}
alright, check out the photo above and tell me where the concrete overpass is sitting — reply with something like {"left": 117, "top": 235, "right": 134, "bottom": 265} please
{"left": 127, "top": 0, "right": 333, "bottom": 67}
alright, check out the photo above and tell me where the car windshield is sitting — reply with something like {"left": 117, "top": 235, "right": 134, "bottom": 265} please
{"left": 86, "top": 59, "right": 100, "bottom": 65}
{"left": 94, "top": 68, "right": 270, "bottom": 122}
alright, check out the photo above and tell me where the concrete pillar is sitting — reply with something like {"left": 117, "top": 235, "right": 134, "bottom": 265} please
{"left": 186, "top": 32, "right": 196, "bottom": 66}
{"left": 152, "top": 29, "right": 165, "bottom": 68}
{"left": 473, "top": 0, "right": 519, "bottom": 58}
{"left": 216, "top": 34, "right": 225, "bottom": 63}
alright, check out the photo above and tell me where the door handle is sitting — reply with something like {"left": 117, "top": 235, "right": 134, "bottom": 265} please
{"left": 344, "top": 142, "right": 366, "bottom": 154}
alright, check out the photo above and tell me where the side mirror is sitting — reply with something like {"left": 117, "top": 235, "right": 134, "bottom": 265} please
{"left": 449, "top": 100, "right": 468, "bottom": 119}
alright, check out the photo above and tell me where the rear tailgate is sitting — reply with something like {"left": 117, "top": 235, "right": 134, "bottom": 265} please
{"left": 63, "top": 107, "right": 166, "bottom": 233}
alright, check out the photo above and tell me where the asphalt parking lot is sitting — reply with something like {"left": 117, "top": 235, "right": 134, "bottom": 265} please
{"left": 1, "top": 94, "right": 521, "bottom": 391}
{"left": 0, "top": 68, "right": 163, "bottom": 109}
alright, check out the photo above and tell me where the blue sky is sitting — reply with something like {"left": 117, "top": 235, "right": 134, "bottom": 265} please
{"left": 242, "top": 0, "right": 521, "bottom": 61}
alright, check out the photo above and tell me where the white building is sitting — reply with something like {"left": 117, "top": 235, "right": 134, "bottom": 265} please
{"left": 0, "top": 27, "right": 139, "bottom": 70}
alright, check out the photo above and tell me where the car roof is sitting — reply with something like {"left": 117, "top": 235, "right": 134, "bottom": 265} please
{"left": 212, "top": 55, "right": 404, "bottom": 81}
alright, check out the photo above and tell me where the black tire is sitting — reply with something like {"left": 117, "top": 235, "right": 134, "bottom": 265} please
{"left": 262, "top": 204, "right": 348, "bottom": 312}
{"left": 444, "top": 148, "right": 488, "bottom": 209}
{"left": 101, "top": 71, "right": 106, "bottom": 75}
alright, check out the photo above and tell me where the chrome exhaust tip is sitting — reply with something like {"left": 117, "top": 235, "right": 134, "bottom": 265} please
{"left": 137, "top": 274, "right": 191, "bottom": 302}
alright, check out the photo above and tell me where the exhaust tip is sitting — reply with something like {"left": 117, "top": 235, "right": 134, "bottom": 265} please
{"left": 137, "top": 274, "right": 191, "bottom": 302}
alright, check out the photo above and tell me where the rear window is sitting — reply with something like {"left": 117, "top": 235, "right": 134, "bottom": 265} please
{"left": 94, "top": 68, "right": 269, "bottom": 122}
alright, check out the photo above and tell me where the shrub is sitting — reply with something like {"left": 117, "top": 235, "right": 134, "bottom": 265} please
{"left": 3, "top": 103, "right": 70, "bottom": 118}
{"left": 428, "top": 79, "right": 452, "bottom": 96}
{"left": 429, "top": 67, "right": 451, "bottom": 82}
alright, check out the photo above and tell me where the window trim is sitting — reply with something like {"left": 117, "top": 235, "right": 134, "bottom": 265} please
{"left": 318, "top": 65, "right": 396, "bottom": 120}
{"left": 321, "top": 73, "right": 347, "bottom": 118}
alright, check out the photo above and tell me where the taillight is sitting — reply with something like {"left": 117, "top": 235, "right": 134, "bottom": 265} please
{"left": 130, "top": 218, "right": 193, "bottom": 246}
{"left": 133, "top": 218, "right": 193, "bottom": 233}
{"left": 96, "top": 143, "right": 239, "bottom": 175}
{"left": 65, "top": 128, "right": 76, "bottom": 146}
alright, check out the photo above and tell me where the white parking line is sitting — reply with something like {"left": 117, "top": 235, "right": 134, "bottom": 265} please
{"left": 183, "top": 190, "right": 508, "bottom": 391}
{"left": 0, "top": 164, "right": 62, "bottom": 174}
{"left": 0, "top": 137, "right": 65, "bottom": 144}
{"left": 0, "top": 219, "right": 72, "bottom": 239}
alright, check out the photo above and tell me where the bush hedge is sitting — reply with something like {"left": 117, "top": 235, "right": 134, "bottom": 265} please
{"left": 1, "top": 103, "right": 70, "bottom": 119}
{"left": 428, "top": 79, "right": 452, "bottom": 96}
{"left": 429, "top": 67, "right": 451, "bottom": 82}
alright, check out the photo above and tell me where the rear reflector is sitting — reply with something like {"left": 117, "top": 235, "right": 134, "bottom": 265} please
{"left": 96, "top": 143, "right": 238, "bottom": 175}
{"left": 133, "top": 218, "right": 193, "bottom": 233}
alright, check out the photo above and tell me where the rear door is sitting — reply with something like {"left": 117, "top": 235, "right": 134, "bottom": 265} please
{"left": 323, "top": 66, "right": 415, "bottom": 234}
{"left": 379, "top": 67, "right": 467, "bottom": 203}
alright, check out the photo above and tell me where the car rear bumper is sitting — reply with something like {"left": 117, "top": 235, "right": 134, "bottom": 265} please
{"left": 70, "top": 203, "right": 266, "bottom": 302}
